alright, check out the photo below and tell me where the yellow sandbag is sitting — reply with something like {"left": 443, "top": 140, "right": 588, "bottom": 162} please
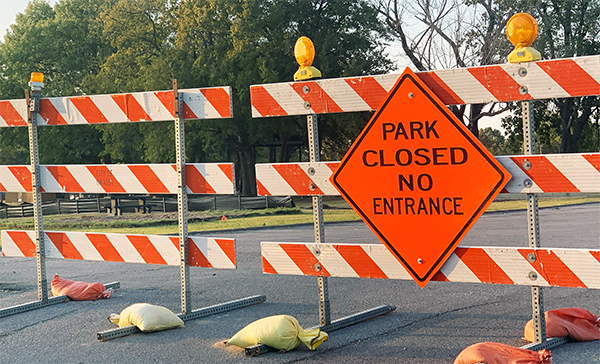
{"left": 109, "top": 303, "right": 184, "bottom": 332}
{"left": 227, "top": 315, "right": 328, "bottom": 351}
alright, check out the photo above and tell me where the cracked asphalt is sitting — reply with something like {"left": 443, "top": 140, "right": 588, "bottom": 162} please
{"left": 0, "top": 203, "right": 599, "bottom": 363}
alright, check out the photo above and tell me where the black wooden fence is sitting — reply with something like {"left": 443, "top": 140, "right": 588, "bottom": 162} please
{"left": 0, "top": 195, "right": 294, "bottom": 219}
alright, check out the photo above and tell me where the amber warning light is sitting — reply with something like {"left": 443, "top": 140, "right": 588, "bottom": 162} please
{"left": 294, "top": 36, "right": 322, "bottom": 81}
{"left": 506, "top": 13, "right": 541, "bottom": 63}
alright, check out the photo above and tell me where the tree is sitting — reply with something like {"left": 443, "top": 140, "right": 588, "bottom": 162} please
{"left": 0, "top": 0, "right": 116, "bottom": 164}
{"left": 373, "top": 0, "right": 516, "bottom": 137}
{"left": 478, "top": 126, "right": 512, "bottom": 155}
{"left": 498, "top": 0, "right": 600, "bottom": 153}
{"left": 1, "top": 0, "right": 392, "bottom": 195}
{"left": 532, "top": 0, "right": 600, "bottom": 152}
{"left": 170, "top": 0, "right": 391, "bottom": 194}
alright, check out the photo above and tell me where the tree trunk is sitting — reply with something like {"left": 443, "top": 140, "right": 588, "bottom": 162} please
{"left": 469, "top": 104, "right": 484, "bottom": 139}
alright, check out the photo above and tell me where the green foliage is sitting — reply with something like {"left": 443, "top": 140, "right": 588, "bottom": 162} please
{"left": 501, "top": 101, "right": 563, "bottom": 154}
{"left": 0, "top": 0, "right": 391, "bottom": 194}
{"left": 478, "top": 127, "right": 512, "bottom": 155}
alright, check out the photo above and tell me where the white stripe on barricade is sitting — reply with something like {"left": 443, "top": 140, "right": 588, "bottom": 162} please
{"left": 2, "top": 230, "right": 236, "bottom": 269}
{"left": 0, "top": 163, "right": 235, "bottom": 194}
{"left": 254, "top": 153, "right": 600, "bottom": 196}
{"left": 0, "top": 87, "right": 232, "bottom": 127}
{"left": 261, "top": 242, "right": 600, "bottom": 289}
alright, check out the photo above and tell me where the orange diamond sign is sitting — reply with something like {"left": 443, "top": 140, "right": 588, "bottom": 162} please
{"left": 330, "top": 67, "right": 510, "bottom": 288}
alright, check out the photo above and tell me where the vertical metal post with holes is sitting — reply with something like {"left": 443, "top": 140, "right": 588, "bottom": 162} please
{"left": 307, "top": 114, "right": 331, "bottom": 326}
{"left": 26, "top": 83, "right": 47, "bottom": 301}
{"left": 521, "top": 100, "right": 546, "bottom": 343}
{"left": 174, "top": 80, "right": 191, "bottom": 314}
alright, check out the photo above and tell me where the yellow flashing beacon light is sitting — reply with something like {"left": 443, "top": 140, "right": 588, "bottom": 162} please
{"left": 506, "top": 13, "right": 541, "bottom": 63}
{"left": 294, "top": 36, "right": 322, "bottom": 81}
{"left": 29, "top": 72, "right": 45, "bottom": 91}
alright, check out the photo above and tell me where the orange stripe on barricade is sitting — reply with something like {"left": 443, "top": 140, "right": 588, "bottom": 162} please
{"left": 334, "top": 245, "right": 388, "bottom": 279}
{"left": 537, "top": 59, "right": 600, "bottom": 96}
{"left": 188, "top": 238, "right": 212, "bottom": 268}
{"left": 46, "top": 166, "right": 84, "bottom": 192}
{"left": 454, "top": 247, "right": 514, "bottom": 285}
{"left": 256, "top": 180, "right": 270, "bottom": 196}
{"left": 201, "top": 88, "right": 232, "bottom": 118}
{"left": 468, "top": 66, "right": 532, "bottom": 101}
{"left": 519, "top": 249, "right": 586, "bottom": 288}
{"left": 47, "top": 232, "right": 84, "bottom": 260}
{"left": 291, "top": 81, "right": 343, "bottom": 114}
{"left": 0, "top": 101, "right": 25, "bottom": 126}
{"left": 262, "top": 256, "right": 278, "bottom": 274}
{"left": 7, "top": 231, "right": 36, "bottom": 257}
{"left": 186, "top": 165, "right": 216, "bottom": 194}
{"left": 8, "top": 166, "right": 32, "bottom": 192}
{"left": 418, "top": 71, "right": 465, "bottom": 105}
{"left": 154, "top": 91, "right": 175, "bottom": 117}
{"left": 110, "top": 94, "right": 151, "bottom": 122}
{"left": 70, "top": 96, "right": 110, "bottom": 124}
{"left": 86, "top": 233, "right": 125, "bottom": 262}
{"left": 128, "top": 235, "right": 167, "bottom": 265}
{"left": 250, "top": 86, "right": 288, "bottom": 117}
{"left": 216, "top": 239, "right": 236, "bottom": 266}
{"left": 273, "top": 164, "right": 324, "bottom": 195}
{"left": 39, "top": 99, "right": 67, "bottom": 125}
{"left": 128, "top": 165, "right": 170, "bottom": 193}
{"left": 511, "top": 156, "right": 579, "bottom": 192}
{"left": 345, "top": 77, "right": 389, "bottom": 109}
{"left": 583, "top": 154, "right": 600, "bottom": 172}
{"left": 280, "top": 244, "right": 330, "bottom": 277}
{"left": 219, "top": 163, "right": 234, "bottom": 183}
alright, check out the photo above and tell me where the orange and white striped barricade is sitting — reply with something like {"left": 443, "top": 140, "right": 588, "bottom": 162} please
{"left": 261, "top": 243, "right": 600, "bottom": 289}
{"left": 0, "top": 163, "right": 235, "bottom": 195}
{"left": 255, "top": 153, "right": 600, "bottom": 196}
{"left": 0, "top": 87, "right": 232, "bottom": 127}
{"left": 0, "top": 83, "right": 265, "bottom": 337}
{"left": 250, "top": 55, "right": 600, "bottom": 117}
{"left": 2, "top": 230, "right": 236, "bottom": 269}
{"left": 249, "top": 55, "right": 600, "bottom": 355}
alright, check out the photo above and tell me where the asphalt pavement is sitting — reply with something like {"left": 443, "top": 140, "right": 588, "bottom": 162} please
{"left": 0, "top": 203, "right": 599, "bottom": 363}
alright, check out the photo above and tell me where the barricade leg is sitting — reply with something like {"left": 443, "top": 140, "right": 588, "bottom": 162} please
{"left": 245, "top": 305, "right": 396, "bottom": 357}
{"left": 0, "top": 281, "right": 120, "bottom": 318}
{"left": 241, "top": 113, "right": 397, "bottom": 357}
{"left": 97, "top": 294, "right": 266, "bottom": 341}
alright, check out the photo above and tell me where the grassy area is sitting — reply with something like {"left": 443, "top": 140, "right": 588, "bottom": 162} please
{"left": 0, "top": 195, "right": 599, "bottom": 241}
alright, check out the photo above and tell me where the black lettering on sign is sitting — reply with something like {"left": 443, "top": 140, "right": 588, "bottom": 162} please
{"left": 381, "top": 120, "right": 439, "bottom": 140}
{"left": 398, "top": 174, "right": 433, "bottom": 191}
{"left": 372, "top": 197, "right": 464, "bottom": 215}
{"left": 366, "top": 148, "right": 468, "bottom": 167}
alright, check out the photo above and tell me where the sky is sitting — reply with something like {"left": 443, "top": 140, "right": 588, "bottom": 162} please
{"left": 1, "top": 0, "right": 505, "bottom": 131}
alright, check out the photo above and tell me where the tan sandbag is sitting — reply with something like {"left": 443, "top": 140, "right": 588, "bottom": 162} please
{"left": 454, "top": 342, "right": 551, "bottom": 364}
{"left": 524, "top": 307, "right": 600, "bottom": 342}
{"left": 227, "top": 315, "right": 328, "bottom": 351}
{"left": 110, "top": 303, "right": 184, "bottom": 332}
{"left": 51, "top": 274, "right": 112, "bottom": 301}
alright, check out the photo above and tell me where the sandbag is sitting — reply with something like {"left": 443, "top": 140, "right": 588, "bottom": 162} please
{"left": 524, "top": 307, "right": 600, "bottom": 342}
{"left": 454, "top": 342, "right": 551, "bottom": 364}
{"left": 51, "top": 274, "right": 112, "bottom": 301}
{"left": 109, "top": 303, "right": 184, "bottom": 332}
{"left": 227, "top": 315, "right": 328, "bottom": 351}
